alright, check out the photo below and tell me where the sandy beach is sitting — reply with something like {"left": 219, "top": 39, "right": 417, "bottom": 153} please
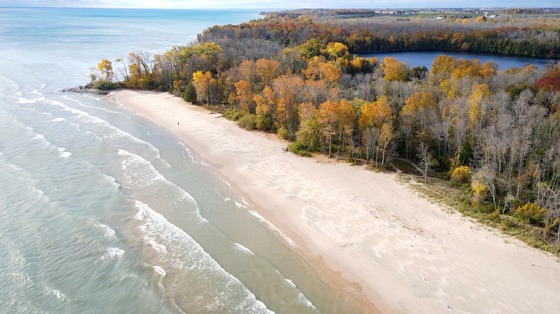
{"left": 110, "top": 90, "right": 560, "bottom": 314}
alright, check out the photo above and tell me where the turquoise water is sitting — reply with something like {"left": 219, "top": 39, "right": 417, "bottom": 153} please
{"left": 0, "top": 8, "right": 363, "bottom": 314}
{"left": 361, "top": 51, "right": 555, "bottom": 69}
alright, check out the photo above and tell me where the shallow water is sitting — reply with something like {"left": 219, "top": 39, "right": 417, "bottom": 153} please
{"left": 0, "top": 8, "right": 365, "bottom": 314}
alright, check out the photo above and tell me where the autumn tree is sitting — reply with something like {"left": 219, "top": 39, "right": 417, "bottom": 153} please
{"left": 381, "top": 57, "right": 409, "bottom": 81}
{"left": 273, "top": 74, "right": 305, "bottom": 138}
{"left": 358, "top": 97, "right": 392, "bottom": 165}
{"left": 234, "top": 80, "right": 255, "bottom": 113}
{"left": 192, "top": 71, "right": 220, "bottom": 105}
{"left": 255, "top": 58, "right": 281, "bottom": 87}
{"left": 97, "top": 59, "right": 114, "bottom": 82}
{"left": 253, "top": 85, "right": 276, "bottom": 131}
{"left": 318, "top": 99, "right": 355, "bottom": 158}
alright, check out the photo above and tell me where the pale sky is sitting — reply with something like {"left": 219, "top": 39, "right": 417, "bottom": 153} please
{"left": 0, "top": 0, "right": 557, "bottom": 9}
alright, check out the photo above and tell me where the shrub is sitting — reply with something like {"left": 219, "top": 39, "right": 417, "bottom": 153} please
{"left": 237, "top": 114, "right": 257, "bottom": 130}
{"left": 288, "top": 142, "right": 311, "bottom": 157}
{"left": 515, "top": 202, "right": 548, "bottom": 225}
{"left": 277, "top": 126, "right": 290, "bottom": 140}
{"left": 93, "top": 80, "right": 118, "bottom": 91}
{"left": 256, "top": 115, "right": 274, "bottom": 131}
{"left": 223, "top": 108, "right": 244, "bottom": 121}
{"left": 471, "top": 179, "right": 488, "bottom": 207}
{"left": 182, "top": 83, "right": 196, "bottom": 103}
{"left": 451, "top": 165, "right": 473, "bottom": 185}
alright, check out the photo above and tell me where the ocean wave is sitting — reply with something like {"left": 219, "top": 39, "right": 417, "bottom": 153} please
{"left": 117, "top": 149, "right": 169, "bottom": 188}
{"left": 117, "top": 149, "right": 206, "bottom": 223}
{"left": 132, "top": 200, "right": 272, "bottom": 313}
{"left": 282, "top": 277, "right": 317, "bottom": 310}
{"left": 17, "top": 96, "right": 45, "bottom": 104}
{"left": 45, "top": 286, "right": 67, "bottom": 302}
{"left": 31, "top": 186, "right": 50, "bottom": 203}
{"left": 64, "top": 95, "right": 124, "bottom": 115}
{"left": 44, "top": 100, "right": 171, "bottom": 168}
{"left": 248, "top": 210, "right": 298, "bottom": 248}
{"left": 153, "top": 265, "right": 166, "bottom": 277}
{"left": 295, "top": 293, "right": 317, "bottom": 310}
{"left": 99, "top": 247, "right": 125, "bottom": 262}
{"left": 233, "top": 243, "right": 254, "bottom": 255}
{"left": 101, "top": 173, "right": 121, "bottom": 189}
{"left": 96, "top": 223, "right": 116, "bottom": 238}
{"left": 57, "top": 147, "right": 72, "bottom": 158}
{"left": 224, "top": 197, "right": 248, "bottom": 209}
{"left": 51, "top": 117, "right": 66, "bottom": 122}
{"left": 31, "top": 89, "right": 43, "bottom": 96}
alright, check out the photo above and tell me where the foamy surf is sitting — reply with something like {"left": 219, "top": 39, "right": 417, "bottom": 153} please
{"left": 97, "top": 223, "right": 116, "bottom": 238}
{"left": 99, "top": 247, "right": 125, "bottom": 262}
{"left": 248, "top": 209, "right": 299, "bottom": 248}
{"left": 233, "top": 243, "right": 255, "bottom": 255}
{"left": 132, "top": 200, "right": 272, "bottom": 313}
{"left": 57, "top": 147, "right": 72, "bottom": 158}
{"left": 45, "top": 100, "right": 172, "bottom": 168}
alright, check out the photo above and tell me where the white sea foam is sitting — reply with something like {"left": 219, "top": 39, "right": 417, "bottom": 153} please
{"left": 101, "top": 173, "right": 120, "bottom": 189}
{"left": 117, "top": 149, "right": 206, "bottom": 223}
{"left": 281, "top": 276, "right": 317, "bottom": 310}
{"left": 233, "top": 243, "right": 254, "bottom": 255}
{"left": 248, "top": 210, "right": 298, "bottom": 248}
{"left": 153, "top": 265, "right": 166, "bottom": 277}
{"left": 99, "top": 247, "right": 125, "bottom": 262}
{"left": 44, "top": 100, "right": 171, "bottom": 167}
{"left": 98, "top": 224, "right": 116, "bottom": 238}
{"left": 17, "top": 96, "right": 44, "bottom": 104}
{"left": 51, "top": 117, "right": 66, "bottom": 122}
{"left": 133, "top": 200, "right": 272, "bottom": 313}
{"left": 117, "top": 149, "right": 168, "bottom": 188}
{"left": 224, "top": 197, "right": 247, "bottom": 209}
{"left": 46, "top": 287, "right": 67, "bottom": 301}
{"left": 295, "top": 293, "right": 317, "bottom": 310}
{"left": 31, "top": 187, "right": 50, "bottom": 203}
{"left": 147, "top": 239, "right": 167, "bottom": 254}
{"left": 285, "top": 278, "right": 297, "bottom": 288}
{"left": 57, "top": 147, "right": 72, "bottom": 158}
{"left": 31, "top": 89, "right": 43, "bottom": 96}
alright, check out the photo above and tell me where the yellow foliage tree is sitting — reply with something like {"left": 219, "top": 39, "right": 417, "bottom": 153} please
{"left": 255, "top": 58, "right": 281, "bottom": 87}
{"left": 234, "top": 80, "right": 254, "bottom": 114}
{"left": 469, "top": 83, "right": 490, "bottom": 129}
{"left": 358, "top": 97, "right": 392, "bottom": 130}
{"left": 192, "top": 71, "right": 218, "bottom": 104}
{"left": 381, "top": 57, "right": 409, "bottom": 81}
{"left": 97, "top": 59, "right": 113, "bottom": 82}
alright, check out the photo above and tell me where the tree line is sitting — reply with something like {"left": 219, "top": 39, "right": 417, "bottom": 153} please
{"left": 93, "top": 11, "right": 560, "bottom": 248}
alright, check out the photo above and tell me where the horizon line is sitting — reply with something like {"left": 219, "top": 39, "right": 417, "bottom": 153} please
{"left": 1, "top": 6, "right": 559, "bottom": 10}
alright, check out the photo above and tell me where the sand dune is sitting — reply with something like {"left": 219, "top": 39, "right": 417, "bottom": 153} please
{"left": 110, "top": 90, "right": 560, "bottom": 314}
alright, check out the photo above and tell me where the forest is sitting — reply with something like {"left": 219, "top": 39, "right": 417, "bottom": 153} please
{"left": 92, "top": 10, "right": 560, "bottom": 251}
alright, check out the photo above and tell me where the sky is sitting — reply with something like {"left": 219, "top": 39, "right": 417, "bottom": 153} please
{"left": 0, "top": 0, "right": 557, "bottom": 9}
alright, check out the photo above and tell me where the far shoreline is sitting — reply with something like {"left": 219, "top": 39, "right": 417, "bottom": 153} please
{"left": 109, "top": 89, "right": 560, "bottom": 314}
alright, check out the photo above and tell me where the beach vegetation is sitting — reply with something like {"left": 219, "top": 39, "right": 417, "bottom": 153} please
{"left": 450, "top": 165, "right": 473, "bottom": 185}
{"left": 237, "top": 114, "right": 257, "bottom": 130}
{"left": 93, "top": 80, "right": 119, "bottom": 91}
{"left": 288, "top": 142, "right": 312, "bottom": 157}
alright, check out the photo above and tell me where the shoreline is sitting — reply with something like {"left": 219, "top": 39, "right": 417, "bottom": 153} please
{"left": 109, "top": 90, "right": 560, "bottom": 314}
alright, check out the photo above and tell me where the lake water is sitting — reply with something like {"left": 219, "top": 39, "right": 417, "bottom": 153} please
{"left": 0, "top": 8, "right": 364, "bottom": 314}
{"left": 361, "top": 51, "right": 556, "bottom": 70}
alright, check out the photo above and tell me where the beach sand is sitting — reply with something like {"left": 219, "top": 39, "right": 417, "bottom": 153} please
{"left": 110, "top": 90, "right": 560, "bottom": 314}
